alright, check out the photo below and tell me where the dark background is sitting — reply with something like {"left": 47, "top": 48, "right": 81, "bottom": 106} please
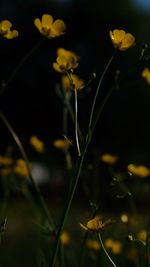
{"left": 1, "top": 0, "right": 150, "bottom": 164}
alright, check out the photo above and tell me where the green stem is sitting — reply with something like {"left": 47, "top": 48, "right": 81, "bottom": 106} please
{"left": 88, "top": 51, "right": 116, "bottom": 129}
{"left": 0, "top": 110, "right": 56, "bottom": 234}
{"left": 50, "top": 143, "right": 88, "bottom": 267}
{"left": 74, "top": 89, "right": 81, "bottom": 156}
{"left": 0, "top": 38, "right": 45, "bottom": 97}
{"left": 49, "top": 52, "right": 116, "bottom": 266}
{"left": 65, "top": 100, "right": 83, "bottom": 141}
{"left": 146, "top": 221, "right": 150, "bottom": 267}
{"left": 98, "top": 232, "right": 117, "bottom": 267}
{"left": 78, "top": 207, "right": 98, "bottom": 267}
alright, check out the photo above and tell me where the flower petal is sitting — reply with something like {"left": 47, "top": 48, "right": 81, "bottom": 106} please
{"left": 42, "top": 14, "right": 53, "bottom": 29}
{"left": 120, "top": 33, "right": 135, "bottom": 51}
{"left": 1, "top": 20, "right": 12, "bottom": 31}
{"left": 4, "top": 30, "right": 19, "bottom": 39}
{"left": 50, "top": 19, "right": 66, "bottom": 37}
{"left": 34, "top": 18, "right": 42, "bottom": 32}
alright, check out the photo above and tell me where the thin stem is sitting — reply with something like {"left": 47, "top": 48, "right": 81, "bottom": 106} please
{"left": 0, "top": 110, "right": 56, "bottom": 234}
{"left": 146, "top": 220, "right": 150, "bottom": 267}
{"left": 49, "top": 54, "right": 117, "bottom": 267}
{"left": 66, "top": 72, "right": 81, "bottom": 155}
{"left": 98, "top": 232, "right": 117, "bottom": 267}
{"left": 74, "top": 89, "right": 81, "bottom": 156}
{"left": 50, "top": 146, "right": 87, "bottom": 267}
{"left": 0, "top": 38, "right": 45, "bottom": 97}
{"left": 88, "top": 50, "right": 116, "bottom": 129}
{"left": 78, "top": 208, "right": 98, "bottom": 267}
{"left": 65, "top": 100, "right": 83, "bottom": 141}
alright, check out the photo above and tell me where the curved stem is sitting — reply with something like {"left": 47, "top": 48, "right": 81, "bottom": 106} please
{"left": 98, "top": 232, "right": 117, "bottom": 267}
{"left": 0, "top": 110, "right": 56, "bottom": 234}
{"left": 74, "top": 89, "right": 81, "bottom": 156}
{"left": 49, "top": 53, "right": 117, "bottom": 266}
{"left": 0, "top": 38, "right": 45, "bottom": 97}
{"left": 50, "top": 145, "right": 87, "bottom": 267}
{"left": 88, "top": 50, "right": 116, "bottom": 129}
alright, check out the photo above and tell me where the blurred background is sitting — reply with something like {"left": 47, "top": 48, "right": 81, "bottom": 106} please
{"left": 0, "top": 1, "right": 150, "bottom": 266}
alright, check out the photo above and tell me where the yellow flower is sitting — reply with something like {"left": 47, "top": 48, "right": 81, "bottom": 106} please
{"left": 34, "top": 14, "right": 66, "bottom": 38}
{"left": 105, "top": 239, "right": 122, "bottom": 254}
{"left": 86, "top": 239, "right": 101, "bottom": 251}
{"left": 109, "top": 29, "right": 135, "bottom": 51}
{"left": 0, "top": 167, "right": 13, "bottom": 176}
{"left": 127, "top": 164, "right": 150, "bottom": 177}
{"left": 80, "top": 216, "right": 114, "bottom": 232}
{"left": 60, "top": 231, "right": 71, "bottom": 245}
{"left": 136, "top": 229, "right": 146, "bottom": 242}
{"left": 142, "top": 68, "right": 150, "bottom": 84}
{"left": 14, "top": 159, "right": 29, "bottom": 177}
{"left": 100, "top": 153, "right": 118, "bottom": 165}
{"left": 0, "top": 155, "right": 13, "bottom": 165}
{"left": 30, "top": 135, "right": 45, "bottom": 153}
{"left": 0, "top": 20, "right": 18, "bottom": 39}
{"left": 62, "top": 74, "right": 84, "bottom": 91}
{"left": 53, "top": 138, "right": 71, "bottom": 151}
{"left": 53, "top": 48, "right": 79, "bottom": 73}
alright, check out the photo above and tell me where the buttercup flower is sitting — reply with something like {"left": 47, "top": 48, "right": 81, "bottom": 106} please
{"left": 53, "top": 138, "right": 71, "bottom": 151}
{"left": 127, "top": 164, "right": 150, "bottom": 177}
{"left": 53, "top": 48, "right": 79, "bottom": 73}
{"left": 60, "top": 231, "right": 71, "bottom": 245}
{"left": 0, "top": 155, "right": 13, "bottom": 165}
{"left": 14, "top": 159, "right": 29, "bottom": 177}
{"left": 105, "top": 239, "right": 122, "bottom": 254}
{"left": 62, "top": 74, "right": 84, "bottom": 91}
{"left": 86, "top": 239, "right": 101, "bottom": 251}
{"left": 80, "top": 216, "right": 114, "bottom": 232}
{"left": 109, "top": 29, "right": 135, "bottom": 51}
{"left": 34, "top": 14, "right": 66, "bottom": 38}
{"left": 0, "top": 20, "right": 18, "bottom": 39}
{"left": 100, "top": 153, "right": 119, "bottom": 165}
{"left": 142, "top": 68, "right": 150, "bottom": 84}
{"left": 136, "top": 229, "right": 146, "bottom": 242}
{"left": 30, "top": 135, "right": 45, "bottom": 153}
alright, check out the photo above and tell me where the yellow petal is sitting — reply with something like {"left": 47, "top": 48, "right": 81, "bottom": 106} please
{"left": 80, "top": 223, "right": 88, "bottom": 231}
{"left": 53, "top": 62, "right": 63, "bottom": 72}
{"left": 1, "top": 20, "right": 12, "bottom": 31}
{"left": 34, "top": 18, "right": 42, "bottom": 32}
{"left": 4, "top": 30, "right": 19, "bottom": 39}
{"left": 50, "top": 19, "right": 66, "bottom": 37}
{"left": 120, "top": 33, "right": 135, "bottom": 51}
{"left": 113, "top": 29, "right": 125, "bottom": 42}
{"left": 42, "top": 14, "right": 53, "bottom": 29}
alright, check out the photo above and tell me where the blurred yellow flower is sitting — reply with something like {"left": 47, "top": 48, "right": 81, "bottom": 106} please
{"left": 53, "top": 139, "right": 71, "bottom": 151}
{"left": 0, "top": 167, "right": 13, "bottom": 176}
{"left": 14, "top": 159, "right": 29, "bottom": 177}
{"left": 105, "top": 238, "right": 122, "bottom": 254}
{"left": 0, "top": 20, "right": 18, "bottom": 39}
{"left": 109, "top": 29, "right": 135, "bottom": 51}
{"left": 34, "top": 14, "right": 66, "bottom": 38}
{"left": 60, "top": 231, "right": 71, "bottom": 245}
{"left": 80, "top": 216, "right": 114, "bottom": 232}
{"left": 127, "top": 164, "right": 150, "bottom": 177}
{"left": 136, "top": 229, "right": 146, "bottom": 242}
{"left": 30, "top": 135, "right": 45, "bottom": 153}
{"left": 142, "top": 68, "right": 150, "bottom": 84}
{"left": 100, "top": 153, "right": 118, "bottom": 165}
{"left": 53, "top": 48, "right": 79, "bottom": 73}
{"left": 0, "top": 155, "right": 13, "bottom": 165}
{"left": 86, "top": 239, "right": 101, "bottom": 251}
{"left": 62, "top": 74, "right": 84, "bottom": 91}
